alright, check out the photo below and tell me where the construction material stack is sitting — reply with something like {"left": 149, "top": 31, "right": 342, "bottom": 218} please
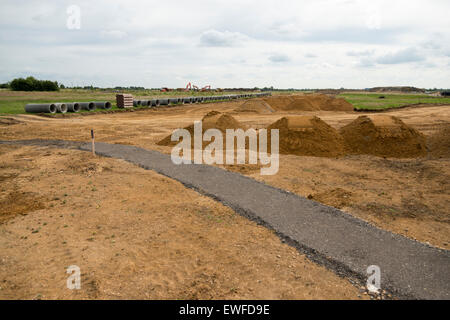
{"left": 116, "top": 94, "right": 133, "bottom": 108}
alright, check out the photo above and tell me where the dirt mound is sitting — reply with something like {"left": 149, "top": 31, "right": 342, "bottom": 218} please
{"left": 157, "top": 111, "right": 246, "bottom": 147}
{"left": 427, "top": 124, "right": 450, "bottom": 158}
{"left": 263, "top": 96, "right": 296, "bottom": 110}
{"left": 267, "top": 116, "right": 346, "bottom": 157}
{"left": 234, "top": 99, "right": 275, "bottom": 114}
{"left": 340, "top": 115, "right": 426, "bottom": 158}
{"left": 263, "top": 94, "right": 353, "bottom": 112}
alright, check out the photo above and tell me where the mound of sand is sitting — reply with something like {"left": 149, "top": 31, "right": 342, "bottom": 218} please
{"left": 157, "top": 111, "right": 246, "bottom": 147}
{"left": 234, "top": 99, "right": 275, "bottom": 114}
{"left": 267, "top": 116, "right": 346, "bottom": 157}
{"left": 262, "top": 96, "right": 296, "bottom": 110}
{"left": 427, "top": 124, "right": 450, "bottom": 158}
{"left": 340, "top": 115, "right": 426, "bottom": 158}
{"left": 263, "top": 94, "right": 353, "bottom": 112}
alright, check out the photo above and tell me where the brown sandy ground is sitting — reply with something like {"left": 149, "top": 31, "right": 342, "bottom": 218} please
{"left": 0, "top": 145, "right": 368, "bottom": 300}
{"left": 0, "top": 102, "right": 449, "bottom": 248}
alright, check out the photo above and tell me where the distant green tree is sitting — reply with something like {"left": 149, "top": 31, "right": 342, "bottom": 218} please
{"left": 10, "top": 76, "right": 59, "bottom": 91}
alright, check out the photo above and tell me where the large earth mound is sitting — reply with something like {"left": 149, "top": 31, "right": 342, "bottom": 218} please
{"left": 339, "top": 115, "right": 426, "bottom": 158}
{"left": 157, "top": 111, "right": 246, "bottom": 147}
{"left": 427, "top": 124, "right": 450, "bottom": 158}
{"left": 233, "top": 99, "right": 275, "bottom": 114}
{"left": 266, "top": 116, "right": 346, "bottom": 157}
{"left": 263, "top": 94, "right": 353, "bottom": 112}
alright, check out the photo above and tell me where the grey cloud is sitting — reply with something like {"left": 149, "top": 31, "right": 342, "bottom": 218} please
{"left": 347, "top": 49, "right": 375, "bottom": 56}
{"left": 375, "top": 48, "right": 424, "bottom": 64}
{"left": 268, "top": 54, "right": 290, "bottom": 63}
{"left": 199, "top": 29, "right": 247, "bottom": 47}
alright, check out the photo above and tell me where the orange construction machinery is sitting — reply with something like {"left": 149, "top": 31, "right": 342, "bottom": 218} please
{"left": 166, "top": 83, "right": 212, "bottom": 92}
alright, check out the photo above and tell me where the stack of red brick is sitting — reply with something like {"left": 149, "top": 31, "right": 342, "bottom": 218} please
{"left": 116, "top": 94, "right": 133, "bottom": 108}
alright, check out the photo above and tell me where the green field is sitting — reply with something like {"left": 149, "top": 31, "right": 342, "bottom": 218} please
{"left": 1, "top": 89, "right": 450, "bottom": 115}
{"left": 338, "top": 93, "right": 450, "bottom": 110}
{"left": 0, "top": 89, "right": 252, "bottom": 115}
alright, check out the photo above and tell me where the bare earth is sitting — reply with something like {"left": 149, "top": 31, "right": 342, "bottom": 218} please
{"left": 0, "top": 99, "right": 449, "bottom": 299}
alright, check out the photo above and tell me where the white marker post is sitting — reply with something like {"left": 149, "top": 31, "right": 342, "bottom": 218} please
{"left": 91, "top": 129, "right": 95, "bottom": 156}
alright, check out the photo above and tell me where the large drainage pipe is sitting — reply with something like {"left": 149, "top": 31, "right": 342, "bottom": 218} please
{"left": 78, "top": 102, "right": 96, "bottom": 111}
{"left": 24, "top": 103, "right": 57, "bottom": 114}
{"left": 95, "top": 101, "right": 112, "bottom": 109}
{"left": 168, "top": 98, "right": 178, "bottom": 105}
{"left": 159, "top": 99, "right": 169, "bottom": 106}
{"left": 150, "top": 99, "right": 158, "bottom": 107}
{"left": 133, "top": 100, "right": 141, "bottom": 107}
{"left": 66, "top": 103, "right": 81, "bottom": 113}
{"left": 55, "top": 103, "right": 68, "bottom": 113}
{"left": 183, "top": 97, "right": 192, "bottom": 104}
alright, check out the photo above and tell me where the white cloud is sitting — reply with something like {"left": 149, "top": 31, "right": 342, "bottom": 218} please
{"left": 199, "top": 29, "right": 248, "bottom": 47}
{"left": 0, "top": 0, "right": 449, "bottom": 88}
{"left": 100, "top": 30, "right": 127, "bottom": 39}
{"left": 375, "top": 48, "right": 424, "bottom": 64}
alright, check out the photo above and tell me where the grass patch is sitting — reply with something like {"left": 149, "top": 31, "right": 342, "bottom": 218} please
{"left": 339, "top": 93, "right": 450, "bottom": 110}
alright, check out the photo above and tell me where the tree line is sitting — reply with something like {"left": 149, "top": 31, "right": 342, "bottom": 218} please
{"left": 1, "top": 76, "right": 60, "bottom": 91}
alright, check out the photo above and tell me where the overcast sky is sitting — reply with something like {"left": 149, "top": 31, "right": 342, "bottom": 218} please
{"left": 0, "top": 0, "right": 449, "bottom": 89}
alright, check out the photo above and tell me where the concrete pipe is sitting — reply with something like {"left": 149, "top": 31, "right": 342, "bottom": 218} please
{"left": 169, "top": 98, "right": 178, "bottom": 105}
{"left": 55, "top": 103, "right": 68, "bottom": 113}
{"left": 95, "top": 101, "right": 112, "bottom": 109}
{"left": 133, "top": 100, "right": 141, "bottom": 107}
{"left": 24, "top": 103, "right": 57, "bottom": 114}
{"left": 154, "top": 99, "right": 161, "bottom": 106}
{"left": 198, "top": 97, "right": 204, "bottom": 102}
{"left": 79, "top": 102, "right": 96, "bottom": 111}
{"left": 150, "top": 99, "right": 157, "bottom": 107}
{"left": 182, "top": 97, "right": 191, "bottom": 104}
{"left": 66, "top": 103, "right": 81, "bottom": 113}
{"left": 159, "top": 99, "right": 169, "bottom": 106}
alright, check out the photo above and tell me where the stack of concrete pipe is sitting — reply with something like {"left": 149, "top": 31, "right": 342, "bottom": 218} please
{"left": 24, "top": 93, "right": 271, "bottom": 114}
{"left": 25, "top": 101, "right": 112, "bottom": 114}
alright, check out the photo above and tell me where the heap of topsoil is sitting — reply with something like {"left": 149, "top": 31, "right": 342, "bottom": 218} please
{"left": 157, "top": 111, "right": 246, "bottom": 147}
{"left": 427, "top": 124, "right": 450, "bottom": 158}
{"left": 263, "top": 94, "right": 354, "bottom": 112}
{"left": 339, "top": 115, "right": 426, "bottom": 158}
{"left": 233, "top": 99, "right": 275, "bottom": 114}
{"left": 266, "top": 116, "right": 346, "bottom": 157}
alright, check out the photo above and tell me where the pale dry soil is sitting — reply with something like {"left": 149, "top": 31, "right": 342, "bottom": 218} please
{"left": 0, "top": 101, "right": 449, "bottom": 299}
{"left": 0, "top": 145, "right": 365, "bottom": 299}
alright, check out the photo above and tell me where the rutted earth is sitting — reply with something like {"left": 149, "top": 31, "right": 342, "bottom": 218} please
{"left": 0, "top": 96, "right": 449, "bottom": 299}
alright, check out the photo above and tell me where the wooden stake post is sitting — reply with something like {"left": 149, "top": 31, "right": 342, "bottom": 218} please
{"left": 91, "top": 129, "right": 95, "bottom": 156}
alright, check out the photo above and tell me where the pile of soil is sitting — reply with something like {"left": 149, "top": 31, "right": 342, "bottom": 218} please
{"left": 339, "top": 115, "right": 427, "bottom": 158}
{"left": 263, "top": 94, "right": 353, "bottom": 112}
{"left": 233, "top": 99, "right": 275, "bottom": 114}
{"left": 267, "top": 116, "right": 346, "bottom": 157}
{"left": 262, "top": 96, "right": 296, "bottom": 110}
{"left": 157, "top": 111, "right": 246, "bottom": 147}
{"left": 427, "top": 124, "right": 450, "bottom": 158}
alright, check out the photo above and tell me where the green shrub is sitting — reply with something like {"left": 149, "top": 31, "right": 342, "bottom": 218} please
{"left": 9, "top": 76, "right": 59, "bottom": 91}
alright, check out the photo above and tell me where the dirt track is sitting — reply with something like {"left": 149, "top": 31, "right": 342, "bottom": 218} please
{"left": 0, "top": 99, "right": 449, "bottom": 299}
{"left": 2, "top": 139, "right": 448, "bottom": 299}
